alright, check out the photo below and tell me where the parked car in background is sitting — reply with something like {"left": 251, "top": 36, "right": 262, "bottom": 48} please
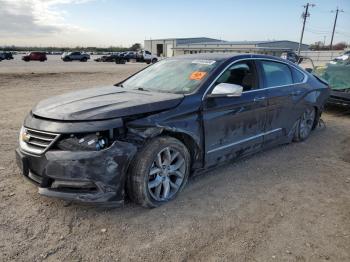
{"left": 281, "top": 51, "right": 302, "bottom": 64}
{"left": 123, "top": 51, "right": 138, "bottom": 62}
{"left": 16, "top": 54, "right": 330, "bottom": 208}
{"left": 61, "top": 52, "right": 90, "bottom": 62}
{"left": 141, "top": 50, "right": 158, "bottom": 64}
{"left": 22, "top": 52, "right": 47, "bottom": 62}
{"left": 94, "top": 53, "right": 126, "bottom": 64}
{"left": 315, "top": 53, "right": 350, "bottom": 107}
{"left": 0, "top": 51, "right": 14, "bottom": 61}
{"left": 332, "top": 50, "right": 350, "bottom": 63}
{"left": 134, "top": 50, "right": 158, "bottom": 64}
{"left": 95, "top": 54, "right": 119, "bottom": 62}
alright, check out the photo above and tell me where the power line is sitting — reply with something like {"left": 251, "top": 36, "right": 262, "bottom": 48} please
{"left": 305, "top": 30, "right": 329, "bottom": 35}
{"left": 305, "top": 28, "right": 331, "bottom": 34}
{"left": 330, "top": 7, "right": 344, "bottom": 50}
{"left": 306, "top": 25, "right": 332, "bottom": 33}
{"left": 298, "top": 3, "right": 315, "bottom": 56}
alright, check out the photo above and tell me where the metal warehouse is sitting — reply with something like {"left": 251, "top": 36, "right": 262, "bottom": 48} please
{"left": 144, "top": 38, "right": 309, "bottom": 57}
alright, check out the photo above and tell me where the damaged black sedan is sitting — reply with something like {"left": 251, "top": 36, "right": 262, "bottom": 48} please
{"left": 16, "top": 54, "right": 330, "bottom": 208}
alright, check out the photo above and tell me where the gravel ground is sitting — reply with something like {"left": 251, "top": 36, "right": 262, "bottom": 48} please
{"left": 0, "top": 59, "right": 349, "bottom": 261}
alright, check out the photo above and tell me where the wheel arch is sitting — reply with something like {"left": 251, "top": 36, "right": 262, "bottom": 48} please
{"left": 124, "top": 128, "right": 203, "bottom": 191}
{"left": 160, "top": 130, "right": 202, "bottom": 170}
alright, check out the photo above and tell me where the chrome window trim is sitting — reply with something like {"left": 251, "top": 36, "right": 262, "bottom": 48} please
{"left": 207, "top": 128, "right": 282, "bottom": 154}
{"left": 202, "top": 58, "right": 308, "bottom": 100}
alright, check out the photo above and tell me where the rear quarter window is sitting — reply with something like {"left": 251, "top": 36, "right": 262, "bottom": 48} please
{"left": 260, "top": 61, "right": 293, "bottom": 87}
{"left": 290, "top": 66, "right": 305, "bottom": 83}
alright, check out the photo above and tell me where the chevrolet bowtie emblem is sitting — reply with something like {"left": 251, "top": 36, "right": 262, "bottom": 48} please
{"left": 22, "top": 132, "right": 31, "bottom": 142}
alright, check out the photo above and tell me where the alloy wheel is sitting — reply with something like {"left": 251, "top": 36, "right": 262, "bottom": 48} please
{"left": 148, "top": 147, "right": 186, "bottom": 201}
{"left": 299, "top": 108, "right": 315, "bottom": 139}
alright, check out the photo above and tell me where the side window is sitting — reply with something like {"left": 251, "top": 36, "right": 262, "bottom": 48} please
{"left": 215, "top": 61, "right": 258, "bottom": 91}
{"left": 290, "top": 66, "right": 305, "bottom": 83}
{"left": 145, "top": 51, "right": 151, "bottom": 55}
{"left": 260, "top": 61, "right": 293, "bottom": 87}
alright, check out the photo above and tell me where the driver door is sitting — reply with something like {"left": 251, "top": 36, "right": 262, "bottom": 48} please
{"left": 202, "top": 60, "right": 268, "bottom": 166}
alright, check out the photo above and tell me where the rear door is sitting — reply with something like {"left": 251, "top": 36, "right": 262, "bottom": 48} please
{"left": 71, "top": 52, "right": 80, "bottom": 60}
{"left": 258, "top": 60, "right": 307, "bottom": 146}
{"left": 30, "top": 52, "right": 38, "bottom": 60}
{"left": 203, "top": 59, "right": 268, "bottom": 166}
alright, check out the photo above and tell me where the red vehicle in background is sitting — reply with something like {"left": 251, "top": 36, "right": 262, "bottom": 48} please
{"left": 22, "top": 52, "right": 47, "bottom": 62}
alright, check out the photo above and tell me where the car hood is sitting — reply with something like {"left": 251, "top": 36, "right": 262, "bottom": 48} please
{"left": 32, "top": 86, "right": 184, "bottom": 121}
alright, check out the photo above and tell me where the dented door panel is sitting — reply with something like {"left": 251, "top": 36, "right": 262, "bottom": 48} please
{"left": 203, "top": 90, "right": 267, "bottom": 167}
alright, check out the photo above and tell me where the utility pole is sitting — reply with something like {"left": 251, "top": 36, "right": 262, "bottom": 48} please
{"left": 298, "top": 3, "right": 315, "bottom": 56}
{"left": 330, "top": 7, "right": 344, "bottom": 50}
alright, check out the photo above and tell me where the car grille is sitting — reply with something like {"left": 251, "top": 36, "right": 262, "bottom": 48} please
{"left": 21, "top": 128, "right": 60, "bottom": 155}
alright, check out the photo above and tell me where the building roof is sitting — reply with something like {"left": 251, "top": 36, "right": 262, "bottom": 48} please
{"left": 145, "top": 37, "right": 222, "bottom": 42}
{"left": 177, "top": 40, "right": 309, "bottom": 47}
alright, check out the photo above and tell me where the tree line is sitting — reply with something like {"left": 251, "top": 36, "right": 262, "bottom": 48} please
{"left": 1, "top": 43, "right": 142, "bottom": 53}
{"left": 309, "top": 42, "right": 348, "bottom": 51}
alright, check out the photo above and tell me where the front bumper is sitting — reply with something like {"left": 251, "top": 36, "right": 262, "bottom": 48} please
{"left": 15, "top": 140, "right": 137, "bottom": 206}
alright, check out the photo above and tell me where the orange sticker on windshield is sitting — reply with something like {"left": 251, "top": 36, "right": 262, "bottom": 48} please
{"left": 189, "top": 71, "right": 207, "bottom": 80}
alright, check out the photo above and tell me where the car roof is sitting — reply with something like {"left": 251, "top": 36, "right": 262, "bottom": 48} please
{"left": 170, "top": 53, "right": 289, "bottom": 63}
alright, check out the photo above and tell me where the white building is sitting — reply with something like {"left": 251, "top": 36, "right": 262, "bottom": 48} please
{"left": 144, "top": 38, "right": 309, "bottom": 57}
{"left": 144, "top": 37, "right": 222, "bottom": 57}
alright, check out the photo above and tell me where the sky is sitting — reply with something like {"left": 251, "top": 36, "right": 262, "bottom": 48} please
{"left": 0, "top": 0, "right": 349, "bottom": 47}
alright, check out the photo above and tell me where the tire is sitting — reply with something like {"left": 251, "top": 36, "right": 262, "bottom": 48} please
{"left": 293, "top": 107, "right": 316, "bottom": 142}
{"left": 151, "top": 58, "right": 158, "bottom": 64}
{"left": 81, "top": 57, "right": 87, "bottom": 62}
{"left": 127, "top": 136, "right": 191, "bottom": 208}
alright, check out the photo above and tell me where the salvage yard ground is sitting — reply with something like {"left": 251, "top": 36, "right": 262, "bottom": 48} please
{"left": 0, "top": 56, "right": 349, "bottom": 261}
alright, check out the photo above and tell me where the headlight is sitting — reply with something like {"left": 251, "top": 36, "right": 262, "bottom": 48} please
{"left": 56, "top": 132, "right": 110, "bottom": 151}
{"left": 19, "top": 126, "right": 28, "bottom": 147}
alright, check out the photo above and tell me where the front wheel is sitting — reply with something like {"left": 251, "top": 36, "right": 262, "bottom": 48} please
{"left": 127, "top": 136, "right": 190, "bottom": 208}
{"left": 293, "top": 107, "right": 316, "bottom": 142}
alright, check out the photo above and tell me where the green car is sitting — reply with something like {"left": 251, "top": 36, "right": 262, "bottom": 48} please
{"left": 315, "top": 54, "right": 350, "bottom": 107}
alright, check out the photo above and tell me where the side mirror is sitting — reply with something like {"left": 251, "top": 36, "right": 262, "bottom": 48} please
{"left": 305, "top": 68, "right": 313, "bottom": 73}
{"left": 209, "top": 83, "right": 243, "bottom": 97}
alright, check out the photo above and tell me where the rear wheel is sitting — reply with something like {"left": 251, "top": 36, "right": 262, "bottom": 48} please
{"left": 127, "top": 136, "right": 190, "bottom": 208}
{"left": 81, "top": 57, "right": 87, "bottom": 62}
{"left": 293, "top": 107, "right": 316, "bottom": 142}
{"left": 151, "top": 58, "right": 158, "bottom": 63}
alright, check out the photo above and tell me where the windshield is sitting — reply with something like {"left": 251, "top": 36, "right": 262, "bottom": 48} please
{"left": 122, "top": 58, "right": 218, "bottom": 94}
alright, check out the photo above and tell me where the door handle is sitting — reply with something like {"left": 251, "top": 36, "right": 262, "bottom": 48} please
{"left": 254, "top": 96, "right": 266, "bottom": 102}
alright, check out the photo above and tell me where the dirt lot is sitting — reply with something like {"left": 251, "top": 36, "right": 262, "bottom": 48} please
{"left": 0, "top": 58, "right": 349, "bottom": 261}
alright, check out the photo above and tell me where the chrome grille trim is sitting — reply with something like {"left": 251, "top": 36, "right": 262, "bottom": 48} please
{"left": 20, "top": 127, "right": 60, "bottom": 155}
